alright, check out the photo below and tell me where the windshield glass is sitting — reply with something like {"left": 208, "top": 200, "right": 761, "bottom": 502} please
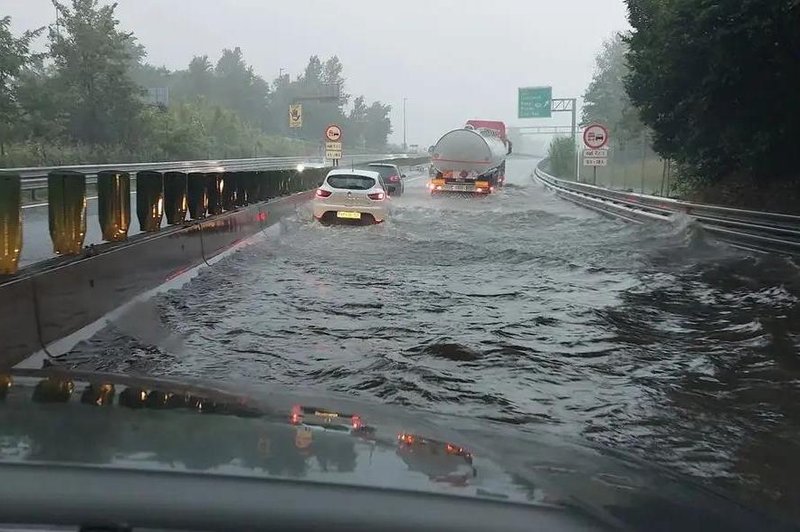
{"left": 1, "top": 0, "right": 799, "bottom": 529}
{"left": 368, "top": 165, "right": 399, "bottom": 178}
{"left": 326, "top": 174, "right": 376, "bottom": 190}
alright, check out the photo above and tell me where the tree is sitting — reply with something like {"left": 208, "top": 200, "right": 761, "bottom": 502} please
{"left": 50, "top": 0, "right": 144, "bottom": 145}
{"left": 0, "top": 16, "right": 44, "bottom": 156}
{"left": 363, "top": 101, "right": 392, "bottom": 149}
{"left": 582, "top": 34, "right": 645, "bottom": 149}
{"left": 346, "top": 95, "right": 368, "bottom": 149}
{"left": 213, "top": 47, "right": 270, "bottom": 130}
{"left": 624, "top": 0, "right": 800, "bottom": 183}
{"left": 547, "top": 137, "right": 576, "bottom": 178}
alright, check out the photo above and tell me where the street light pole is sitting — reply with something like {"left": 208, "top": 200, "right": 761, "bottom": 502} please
{"left": 403, "top": 98, "right": 408, "bottom": 152}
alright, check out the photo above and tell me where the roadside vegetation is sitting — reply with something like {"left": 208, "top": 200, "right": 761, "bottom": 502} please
{"left": 551, "top": 0, "right": 800, "bottom": 212}
{"left": 0, "top": 0, "right": 393, "bottom": 168}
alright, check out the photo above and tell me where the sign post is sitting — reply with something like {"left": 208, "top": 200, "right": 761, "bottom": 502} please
{"left": 324, "top": 124, "right": 343, "bottom": 166}
{"left": 288, "top": 104, "right": 302, "bottom": 128}
{"left": 582, "top": 123, "right": 610, "bottom": 184}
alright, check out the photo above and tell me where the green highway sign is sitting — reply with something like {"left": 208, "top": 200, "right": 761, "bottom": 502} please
{"left": 518, "top": 86, "right": 552, "bottom": 118}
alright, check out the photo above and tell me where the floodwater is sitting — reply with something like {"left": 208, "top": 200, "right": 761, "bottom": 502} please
{"left": 60, "top": 158, "right": 800, "bottom": 522}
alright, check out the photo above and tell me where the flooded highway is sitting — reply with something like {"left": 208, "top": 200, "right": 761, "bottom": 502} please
{"left": 59, "top": 157, "right": 800, "bottom": 521}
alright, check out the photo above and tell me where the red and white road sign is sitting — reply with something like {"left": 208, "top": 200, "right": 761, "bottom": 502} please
{"left": 583, "top": 124, "right": 609, "bottom": 149}
{"left": 325, "top": 124, "right": 342, "bottom": 142}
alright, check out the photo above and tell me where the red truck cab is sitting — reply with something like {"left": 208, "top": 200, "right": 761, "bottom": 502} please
{"left": 465, "top": 120, "right": 507, "bottom": 142}
{"left": 464, "top": 119, "right": 510, "bottom": 186}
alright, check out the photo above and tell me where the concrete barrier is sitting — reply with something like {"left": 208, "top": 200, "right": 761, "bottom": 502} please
{"left": 0, "top": 277, "right": 41, "bottom": 366}
{"left": 0, "top": 190, "right": 311, "bottom": 369}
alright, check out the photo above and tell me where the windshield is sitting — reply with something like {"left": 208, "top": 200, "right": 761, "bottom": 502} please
{"left": 1, "top": 0, "right": 799, "bottom": 529}
{"left": 368, "top": 165, "right": 399, "bottom": 178}
{"left": 326, "top": 174, "right": 376, "bottom": 190}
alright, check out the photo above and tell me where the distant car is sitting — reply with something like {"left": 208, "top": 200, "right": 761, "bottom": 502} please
{"left": 313, "top": 169, "right": 389, "bottom": 225}
{"left": 366, "top": 163, "right": 405, "bottom": 196}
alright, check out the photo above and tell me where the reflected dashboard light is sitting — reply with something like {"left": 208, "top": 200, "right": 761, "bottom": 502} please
{"left": 296, "top": 164, "right": 306, "bottom": 173}
{"left": 398, "top": 433, "right": 416, "bottom": 445}
{"left": 0, "top": 374, "right": 11, "bottom": 400}
{"left": 290, "top": 404, "right": 302, "bottom": 425}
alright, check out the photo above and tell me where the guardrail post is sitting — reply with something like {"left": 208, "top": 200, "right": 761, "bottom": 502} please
{"left": 136, "top": 171, "right": 164, "bottom": 232}
{"left": 97, "top": 170, "right": 131, "bottom": 242}
{"left": 187, "top": 172, "right": 208, "bottom": 219}
{"left": 253, "top": 172, "right": 268, "bottom": 201}
{"left": 221, "top": 172, "right": 237, "bottom": 211}
{"left": 48, "top": 170, "right": 86, "bottom": 255}
{"left": 164, "top": 171, "right": 188, "bottom": 224}
{"left": 207, "top": 173, "right": 224, "bottom": 215}
{"left": 234, "top": 172, "right": 248, "bottom": 207}
{"left": 0, "top": 173, "right": 22, "bottom": 275}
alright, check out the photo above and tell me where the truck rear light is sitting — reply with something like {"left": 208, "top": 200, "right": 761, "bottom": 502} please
{"left": 475, "top": 187, "right": 484, "bottom": 193}
{"left": 367, "top": 192, "right": 385, "bottom": 200}
{"left": 315, "top": 189, "right": 332, "bottom": 198}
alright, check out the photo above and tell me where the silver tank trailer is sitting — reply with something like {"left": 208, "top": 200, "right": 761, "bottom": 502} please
{"left": 430, "top": 127, "right": 507, "bottom": 177}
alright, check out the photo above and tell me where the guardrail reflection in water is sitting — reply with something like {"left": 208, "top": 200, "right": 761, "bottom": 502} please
{"left": 534, "top": 159, "right": 800, "bottom": 256}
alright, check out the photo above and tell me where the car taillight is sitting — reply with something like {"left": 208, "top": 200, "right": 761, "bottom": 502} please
{"left": 351, "top": 415, "right": 363, "bottom": 430}
{"left": 315, "top": 189, "right": 332, "bottom": 198}
{"left": 388, "top": 175, "right": 400, "bottom": 182}
{"left": 367, "top": 192, "right": 385, "bottom": 200}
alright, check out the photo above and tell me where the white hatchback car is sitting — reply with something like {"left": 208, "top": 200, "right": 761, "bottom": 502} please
{"left": 313, "top": 168, "right": 390, "bottom": 224}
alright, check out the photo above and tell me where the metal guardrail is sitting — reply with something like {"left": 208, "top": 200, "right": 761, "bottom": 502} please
{"left": 7, "top": 153, "right": 416, "bottom": 191}
{"left": 534, "top": 160, "right": 800, "bottom": 256}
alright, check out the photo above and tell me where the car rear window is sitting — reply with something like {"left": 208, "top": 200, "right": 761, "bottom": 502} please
{"left": 326, "top": 174, "right": 376, "bottom": 190}
{"left": 368, "top": 165, "right": 398, "bottom": 178}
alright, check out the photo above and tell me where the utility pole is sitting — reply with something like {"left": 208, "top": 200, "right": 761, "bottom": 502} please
{"left": 403, "top": 98, "right": 408, "bottom": 152}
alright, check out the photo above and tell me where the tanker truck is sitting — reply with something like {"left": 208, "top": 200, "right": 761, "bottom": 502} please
{"left": 429, "top": 120, "right": 511, "bottom": 195}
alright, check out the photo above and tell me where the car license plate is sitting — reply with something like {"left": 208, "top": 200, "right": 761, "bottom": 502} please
{"left": 447, "top": 184, "right": 468, "bottom": 191}
{"left": 336, "top": 211, "right": 361, "bottom": 219}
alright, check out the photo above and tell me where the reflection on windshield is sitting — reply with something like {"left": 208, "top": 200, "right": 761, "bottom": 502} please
{"left": 0, "top": 371, "right": 485, "bottom": 493}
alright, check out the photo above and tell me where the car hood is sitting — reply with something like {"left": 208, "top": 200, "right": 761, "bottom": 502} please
{"left": 0, "top": 368, "right": 789, "bottom": 530}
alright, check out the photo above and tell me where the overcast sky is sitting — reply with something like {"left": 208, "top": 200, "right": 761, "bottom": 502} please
{"left": 6, "top": 0, "right": 630, "bottom": 146}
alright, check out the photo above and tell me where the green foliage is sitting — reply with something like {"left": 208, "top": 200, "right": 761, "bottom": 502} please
{"left": 548, "top": 137, "right": 576, "bottom": 179}
{"left": 0, "top": 1, "right": 394, "bottom": 168}
{"left": 0, "top": 16, "right": 44, "bottom": 155}
{"left": 624, "top": 0, "right": 800, "bottom": 183}
{"left": 50, "top": 0, "right": 144, "bottom": 145}
{"left": 582, "top": 34, "right": 647, "bottom": 148}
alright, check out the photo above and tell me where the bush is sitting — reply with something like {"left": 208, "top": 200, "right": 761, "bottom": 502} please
{"left": 547, "top": 137, "right": 576, "bottom": 179}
